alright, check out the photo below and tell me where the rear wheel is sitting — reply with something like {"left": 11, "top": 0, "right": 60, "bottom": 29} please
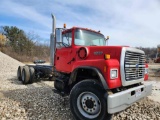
{"left": 22, "top": 66, "right": 30, "bottom": 84}
{"left": 17, "top": 66, "right": 23, "bottom": 81}
{"left": 70, "top": 80, "right": 112, "bottom": 120}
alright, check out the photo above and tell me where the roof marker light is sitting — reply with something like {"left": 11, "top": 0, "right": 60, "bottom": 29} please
{"left": 64, "top": 24, "right": 66, "bottom": 28}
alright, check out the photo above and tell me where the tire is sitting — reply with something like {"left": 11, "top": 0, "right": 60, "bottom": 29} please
{"left": 22, "top": 66, "right": 30, "bottom": 84}
{"left": 17, "top": 66, "right": 23, "bottom": 81}
{"left": 29, "top": 67, "right": 35, "bottom": 83}
{"left": 70, "top": 80, "right": 112, "bottom": 120}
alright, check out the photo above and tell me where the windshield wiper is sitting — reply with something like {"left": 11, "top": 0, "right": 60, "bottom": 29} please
{"left": 62, "top": 42, "right": 70, "bottom": 47}
{"left": 90, "top": 44, "right": 97, "bottom": 46}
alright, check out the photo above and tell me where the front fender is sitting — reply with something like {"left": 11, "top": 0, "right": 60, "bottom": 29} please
{"left": 68, "top": 66, "right": 108, "bottom": 89}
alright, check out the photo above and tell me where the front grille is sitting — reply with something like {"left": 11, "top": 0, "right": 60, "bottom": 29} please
{"left": 124, "top": 51, "right": 145, "bottom": 81}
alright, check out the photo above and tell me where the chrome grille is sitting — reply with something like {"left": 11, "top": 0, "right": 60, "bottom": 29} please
{"left": 124, "top": 51, "right": 145, "bottom": 81}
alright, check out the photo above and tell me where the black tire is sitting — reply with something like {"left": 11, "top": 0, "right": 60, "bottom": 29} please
{"left": 70, "top": 80, "right": 112, "bottom": 120}
{"left": 17, "top": 66, "right": 23, "bottom": 81}
{"left": 22, "top": 66, "right": 30, "bottom": 84}
{"left": 29, "top": 67, "right": 35, "bottom": 83}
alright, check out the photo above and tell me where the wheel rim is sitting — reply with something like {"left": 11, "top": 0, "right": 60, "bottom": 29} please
{"left": 77, "top": 92, "right": 101, "bottom": 119}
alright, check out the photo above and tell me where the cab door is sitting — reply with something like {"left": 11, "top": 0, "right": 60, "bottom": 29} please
{"left": 55, "top": 31, "right": 72, "bottom": 73}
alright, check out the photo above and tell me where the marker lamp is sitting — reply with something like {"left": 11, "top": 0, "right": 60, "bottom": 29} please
{"left": 105, "top": 54, "right": 110, "bottom": 60}
{"left": 64, "top": 23, "right": 66, "bottom": 28}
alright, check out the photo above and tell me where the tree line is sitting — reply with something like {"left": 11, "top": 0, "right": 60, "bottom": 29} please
{"left": 137, "top": 47, "right": 157, "bottom": 59}
{"left": 0, "top": 26, "right": 49, "bottom": 62}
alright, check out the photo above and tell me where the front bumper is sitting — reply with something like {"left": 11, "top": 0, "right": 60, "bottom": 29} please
{"left": 107, "top": 83, "right": 152, "bottom": 114}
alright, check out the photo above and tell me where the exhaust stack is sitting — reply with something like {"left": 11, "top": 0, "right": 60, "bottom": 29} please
{"left": 50, "top": 14, "right": 56, "bottom": 66}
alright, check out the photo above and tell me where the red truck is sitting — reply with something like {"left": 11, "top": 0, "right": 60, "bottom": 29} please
{"left": 154, "top": 45, "right": 160, "bottom": 63}
{"left": 17, "top": 14, "right": 152, "bottom": 120}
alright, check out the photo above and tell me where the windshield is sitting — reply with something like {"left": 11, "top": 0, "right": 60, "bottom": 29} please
{"left": 74, "top": 29, "right": 105, "bottom": 46}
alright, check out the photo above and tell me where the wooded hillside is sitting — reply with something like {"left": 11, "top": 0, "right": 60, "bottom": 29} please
{"left": 0, "top": 26, "right": 49, "bottom": 62}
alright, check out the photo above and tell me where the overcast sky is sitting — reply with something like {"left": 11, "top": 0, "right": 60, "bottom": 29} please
{"left": 0, "top": 0, "right": 160, "bottom": 47}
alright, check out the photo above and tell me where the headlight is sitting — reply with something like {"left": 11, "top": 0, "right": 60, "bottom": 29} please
{"left": 110, "top": 69, "right": 118, "bottom": 79}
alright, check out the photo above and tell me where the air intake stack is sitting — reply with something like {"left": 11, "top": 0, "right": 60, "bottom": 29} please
{"left": 50, "top": 14, "right": 56, "bottom": 66}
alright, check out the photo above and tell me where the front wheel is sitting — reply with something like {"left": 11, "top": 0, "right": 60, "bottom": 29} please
{"left": 70, "top": 80, "right": 112, "bottom": 120}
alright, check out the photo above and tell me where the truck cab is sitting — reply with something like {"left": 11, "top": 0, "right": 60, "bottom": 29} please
{"left": 55, "top": 27, "right": 106, "bottom": 72}
{"left": 54, "top": 27, "right": 148, "bottom": 88}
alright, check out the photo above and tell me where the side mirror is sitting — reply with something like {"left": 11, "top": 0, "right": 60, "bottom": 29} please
{"left": 55, "top": 28, "right": 62, "bottom": 42}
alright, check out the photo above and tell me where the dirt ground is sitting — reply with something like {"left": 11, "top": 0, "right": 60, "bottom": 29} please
{"left": 146, "top": 63, "right": 160, "bottom": 103}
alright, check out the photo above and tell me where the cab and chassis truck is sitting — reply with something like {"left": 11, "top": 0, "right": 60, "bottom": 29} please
{"left": 154, "top": 44, "right": 160, "bottom": 63}
{"left": 17, "top": 14, "right": 152, "bottom": 120}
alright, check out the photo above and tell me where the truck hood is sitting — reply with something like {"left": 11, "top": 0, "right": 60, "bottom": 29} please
{"left": 84, "top": 46, "right": 124, "bottom": 61}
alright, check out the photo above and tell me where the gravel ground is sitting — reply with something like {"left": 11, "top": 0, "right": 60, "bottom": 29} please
{"left": 0, "top": 51, "right": 160, "bottom": 120}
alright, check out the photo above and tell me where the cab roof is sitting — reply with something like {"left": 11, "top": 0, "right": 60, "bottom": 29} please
{"left": 62, "top": 27, "right": 104, "bottom": 36}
